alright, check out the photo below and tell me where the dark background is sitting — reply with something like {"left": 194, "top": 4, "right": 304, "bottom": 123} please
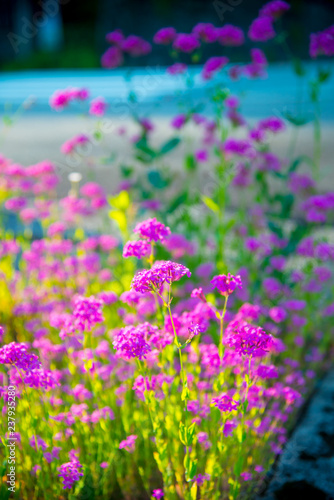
{"left": 1, "top": 0, "right": 334, "bottom": 70}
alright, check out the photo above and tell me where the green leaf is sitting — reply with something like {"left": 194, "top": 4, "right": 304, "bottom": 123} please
{"left": 179, "top": 422, "right": 186, "bottom": 445}
{"left": 281, "top": 110, "right": 310, "bottom": 127}
{"left": 147, "top": 170, "right": 169, "bottom": 189}
{"left": 159, "top": 137, "right": 180, "bottom": 156}
{"left": 185, "top": 154, "right": 196, "bottom": 171}
{"left": 288, "top": 154, "right": 315, "bottom": 174}
{"left": 201, "top": 195, "right": 220, "bottom": 214}
{"left": 167, "top": 192, "right": 188, "bottom": 213}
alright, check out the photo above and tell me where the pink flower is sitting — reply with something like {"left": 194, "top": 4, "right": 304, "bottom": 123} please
{"left": 192, "top": 23, "right": 218, "bottom": 43}
{"left": 119, "top": 434, "right": 137, "bottom": 453}
{"left": 202, "top": 56, "right": 229, "bottom": 80}
{"left": 211, "top": 273, "right": 242, "bottom": 297}
{"left": 260, "top": 1, "right": 290, "bottom": 19}
{"left": 134, "top": 217, "right": 171, "bottom": 242}
{"left": 5, "top": 197, "right": 27, "bottom": 212}
{"left": 173, "top": 33, "right": 200, "bottom": 53}
{"left": 154, "top": 27, "right": 176, "bottom": 44}
{"left": 241, "top": 472, "right": 252, "bottom": 481}
{"left": 131, "top": 260, "right": 191, "bottom": 293}
{"left": 121, "top": 35, "right": 151, "bottom": 56}
{"left": 166, "top": 63, "right": 187, "bottom": 75}
{"left": 106, "top": 29, "right": 124, "bottom": 45}
{"left": 248, "top": 16, "right": 276, "bottom": 42}
{"left": 211, "top": 394, "right": 239, "bottom": 412}
{"left": 195, "top": 149, "right": 208, "bottom": 162}
{"left": 101, "top": 46, "right": 124, "bottom": 68}
{"left": 171, "top": 114, "right": 187, "bottom": 129}
{"left": 217, "top": 25, "right": 244, "bottom": 46}
{"left": 310, "top": 25, "right": 334, "bottom": 58}
{"left": 251, "top": 48, "right": 268, "bottom": 66}
{"left": 89, "top": 97, "right": 107, "bottom": 117}
{"left": 20, "top": 208, "right": 38, "bottom": 224}
{"left": 80, "top": 182, "right": 105, "bottom": 198}
{"left": 123, "top": 240, "right": 151, "bottom": 259}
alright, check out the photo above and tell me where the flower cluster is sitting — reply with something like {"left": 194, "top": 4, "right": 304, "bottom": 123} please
{"left": 131, "top": 260, "right": 191, "bottom": 293}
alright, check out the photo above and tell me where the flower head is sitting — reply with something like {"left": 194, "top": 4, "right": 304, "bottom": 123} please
{"left": 211, "top": 394, "right": 239, "bottom": 412}
{"left": 113, "top": 323, "right": 153, "bottom": 360}
{"left": 131, "top": 261, "right": 191, "bottom": 293}
{"left": 224, "top": 324, "right": 272, "bottom": 356}
{"left": 72, "top": 295, "right": 104, "bottom": 332}
{"left": 211, "top": 273, "right": 242, "bottom": 297}
{"left": 259, "top": 1, "right": 290, "bottom": 20}
{"left": 248, "top": 16, "right": 276, "bottom": 41}
{"left": 134, "top": 218, "right": 171, "bottom": 243}
{"left": 0, "top": 343, "right": 40, "bottom": 371}
{"left": 123, "top": 240, "right": 151, "bottom": 259}
{"left": 119, "top": 434, "right": 137, "bottom": 453}
{"left": 58, "top": 460, "right": 84, "bottom": 490}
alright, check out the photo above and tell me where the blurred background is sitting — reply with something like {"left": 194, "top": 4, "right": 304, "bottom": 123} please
{"left": 1, "top": 0, "right": 334, "bottom": 70}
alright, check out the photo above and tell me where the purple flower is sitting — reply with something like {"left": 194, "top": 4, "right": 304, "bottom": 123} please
{"left": 224, "top": 324, "right": 273, "bottom": 357}
{"left": 131, "top": 260, "right": 191, "bottom": 293}
{"left": 310, "top": 25, "right": 334, "bottom": 58}
{"left": 101, "top": 46, "right": 124, "bottom": 68}
{"left": 212, "top": 394, "right": 239, "bottom": 412}
{"left": 217, "top": 25, "right": 244, "bottom": 46}
{"left": 192, "top": 23, "right": 218, "bottom": 43}
{"left": 134, "top": 218, "right": 171, "bottom": 243}
{"left": 72, "top": 295, "right": 104, "bottom": 332}
{"left": 166, "top": 63, "right": 188, "bottom": 75}
{"left": 173, "top": 33, "right": 200, "bottom": 53}
{"left": 24, "top": 368, "right": 60, "bottom": 391}
{"left": 58, "top": 460, "right": 84, "bottom": 490}
{"left": 171, "top": 114, "right": 187, "bottom": 129}
{"left": 192, "top": 473, "right": 211, "bottom": 486}
{"left": 121, "top": 35, "right": 152, "bottom": 56}
{"left": 152, "top": 489, "right": 164, "bottom": 499}
{"left": 269, "top": 307, "right": 287, "bottom": 323}
{"left": 222, "top": 138, "right": 255, "bottom": 158}
{"left": 248, "top": 16, "right": 276, "bottom": 42}
{"left": 202, "top": 56, "right": 229, "bottom": 80}
{"left": 211, "top": 273, "right": 242, "bottom": 297}
{"left": 106, "top": 29, "right": 124, "bottom": 45}
{"left": 123, "top": 240, "right": 151, "bottom": 259}
{"left": 113, "top": 323, "right": 153, "bottom": 360}
{"left": 241, "top": 471, "right": 252, "bottom": 481}
{"left": 259, "top": 1, "right": 290, "bottom": 19}
{"left": 0, "top": 343, "right": 40, "bottom": 371}
{"left": 153, "top": 27, "right": 176, "bottom": 44}
{"left": 119, "top": 434, "right": 137, "bottom": 453}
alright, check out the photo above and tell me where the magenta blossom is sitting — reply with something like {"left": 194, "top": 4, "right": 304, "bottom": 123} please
{"left": 0, "top": 343, "right": 40, "bottom": 371}
{"left": 173, "top": 33, "right": 200, "bottom": 53}
{"left": 113, "top": 324, "right": 153, "bottom": 360}
{"left": 119, "top": 434, "right": 137, "bottom": 453}
{"left": 134, "top": 218, "right": 171, "bottom": 242}
{"left": 224, "top": 324, "right": 273, "bottom": 356}
{"left": 123, "top": 240, "right": 151, "bottom": 259}
{"left": 310, "top": 25, "right": 334, "bottom": 58}
{"left": 217, "top": 25, "right": 244, "bottom": 46}
{"left": 154, "top": 27, "right": 176, "bottom": 44}
{"left": 131, "top": 260, "right": 191, "bottom": 293}
{"left": 248, "top": 16, "right": 276, "bottom": 41}
{"left": 211, "top": 394, "right": 240, "bottom": 412}
{"left": 211, "top": 273, "right": 242, "bottom": 297}
{"left": 101, "top": 46, "right": 124, "bottom": 68}
{"left": 192, "top": 23, "right": 218, "bottom": 43}
{"left": 259, "top": 1, "right": 290, "bottom": 20}
{"left": 58, "top": 460, "right": 84, "bottom": 490}
{"left": 89, "top": 97, "right": 107, "bottom": 117}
